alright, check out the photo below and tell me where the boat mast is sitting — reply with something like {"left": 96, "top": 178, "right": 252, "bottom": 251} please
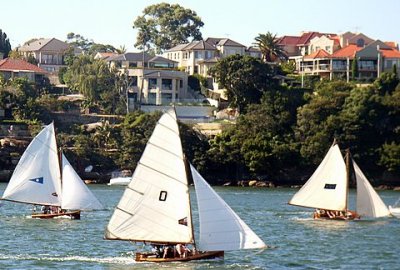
{"left": 184, "top": 156, "right": 197, "bottom": 250}
{"left": 345, "top": 148, "right": 350, "bottom": 211}
{"left": 53, "top": 122, "right": 63, "bottom": 201}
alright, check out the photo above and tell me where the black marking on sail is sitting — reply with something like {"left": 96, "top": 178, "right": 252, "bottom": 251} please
{"left": 178, "top": 217, "right": 188, "bottom": 226}
{"left": 159, "top": 191, "right": 167, "bottom": 201}
{"left": 324, "top": 184, "right": 336, "bottom": 189}
{"left": 51, "top": 192, "right": 58, "bottom": 197}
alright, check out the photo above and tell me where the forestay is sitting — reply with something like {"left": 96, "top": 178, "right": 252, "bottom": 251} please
{"left": 191, "top": 164, "right": 266, "bottom": 251}
{"left": 354, "top": 160, "right": 390, "bottom": 218}
{"left": 61, "top": 154, "right": 103, "bottom": 210}
{"left": 2, "top": 123, "right": 62, "bottom": 206}
{"left": 105, "top": 109, "right": 193, "bottom": 244}
{"left": 289, "top": 144, "right": 347, "bottom": 211}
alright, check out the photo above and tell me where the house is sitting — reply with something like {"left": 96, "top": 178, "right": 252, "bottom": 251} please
{"left": 93, "top": 52, "right": 118, "bottom": 60}
{"left": 18, "top": 38, "right": 81, "bottom": 74}
{"left": 296, "top": 38, "right": 400, "bottom": 81}
{"left": 106, "top": 53, "right": 188, "bottom": 107}
{"left": 0, "top": 58, "right": 47, "bottom": 83}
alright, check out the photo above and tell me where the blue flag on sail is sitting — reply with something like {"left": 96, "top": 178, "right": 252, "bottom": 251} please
{"left": 29, "top": 177, "right": 44, "bottom": 184}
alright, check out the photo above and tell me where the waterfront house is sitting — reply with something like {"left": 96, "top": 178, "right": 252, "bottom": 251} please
{"left": 0, "top": 58, "right": 47, "bottom": 84}
{"left": 106, "top": 52, "right": 188, "bottom": 107}
{"left": 18, "top": 38, "right": 81, "bottom": 74}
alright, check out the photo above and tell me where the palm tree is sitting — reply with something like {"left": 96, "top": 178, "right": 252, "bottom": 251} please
{"left": 254, "top": 32, "right": 287, "bottom": 62}
{"left": 116, "top": 45, "right": 127, "bottom": 54}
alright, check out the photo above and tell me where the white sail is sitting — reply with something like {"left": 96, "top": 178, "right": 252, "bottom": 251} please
{"left": 289, "top": 144, "right": 347, "bottom": 211}
{"left": 2, "top": 123, "right": 62, "bottom": 206}
{"left": 105, "top": 109, "right": 193, "bottom": 244}
{"left": 354, "top": 160, "right": 390, "bottom": 218}
{"left": 61, "top": 154, "right": 103, "bottom": 210}
{"left": 191, "top": 164, "right": 266, "bottom": 251}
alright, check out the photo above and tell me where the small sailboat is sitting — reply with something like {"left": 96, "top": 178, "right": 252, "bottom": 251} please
{"left": 104, "top": 108, "right": 266, "bottom": 262}
{"left": 289, "top": 141, "right": 391, "bottom": 220}
{"left": 1, "top": 122, "right": 103, "bottom": 219}
{"left": 389, "top": 198, "right": 400, "bottom": 218}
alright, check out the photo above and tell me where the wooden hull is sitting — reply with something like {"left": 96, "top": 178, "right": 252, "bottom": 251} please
{"left": 31, "top": 210, "right": 81, "bottom": 220}
{"left": 135, "top": 250, "right": 224, "bottom": 262}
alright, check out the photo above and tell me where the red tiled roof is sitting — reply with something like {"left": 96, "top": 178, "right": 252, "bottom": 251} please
{"left": 297, "top": 32, "right": 324, "bottom": 45}
{"left": 329, "top": 35, "right": 341, "bottom": 46}
{"left": 384, "top": 42, "right": 398, "bottom": 50}
{"left": 277, "top": 36, "right": 300, "bottom": 45}
{"left": 380, "top": 48, "right": 400, "bottom": 58}
{"left": 304, "top": 49, "right": 331, "bottom": 59}
{"left": 0, "top": 58, "right": 47, "bottom": 74}
{"left": 330, "top": 44, "right": 363, "bottom": 58}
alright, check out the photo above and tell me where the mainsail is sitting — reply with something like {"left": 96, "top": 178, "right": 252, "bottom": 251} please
{"left": 105, "top": 109, "right": 193, "bottom": 244}
{"left": 354, "top": 160, "right": 390, "bottom": 218}
{"left": 2, "top": 123, "right": 62, "bottom": 206}
{"left": 61, "top": 154, "right": 103, "bottom": 210}
{"left": 191, "top": 164, "right": 266, "bottom": 251}
{"left": 289, "top": 144, "right": 347, "bottom": 211}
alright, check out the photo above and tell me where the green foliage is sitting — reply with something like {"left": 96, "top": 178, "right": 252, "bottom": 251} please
{"left": 58, "top": 67, "right": 67, "bottom": 84}
{"left": 296, "top": 81, "right": 353, "bottom": 164}
{"left": 188, "top": 74, "right": 207, "bottom": 91}
{"left": 209, "top": 54, "right": 276, "bottom": 113}
{"left": 116, "top": 111, "right": 162, "bottom": 170}
{"left": 351, "top": 58, "right": 359, "bottom": 80}
{"left": 280, "top": 61, "right": 296, "bottom": 74}
{"left": 374, "top": 71, "right": 399, "bottom": 94}
{"left": 133, "top": 3, "right": 204, "bottom": 53}
{"left": 0, "top": 29, "right": 12, "bottom": 58}
{"left": 63, "top": 55, "right": 120, "bottom": 108}
{"left": 379, "top": 142, "right": 400, "bottom": 172}
{"left": 254, "top": 32, "right": 287, "bottom": 62}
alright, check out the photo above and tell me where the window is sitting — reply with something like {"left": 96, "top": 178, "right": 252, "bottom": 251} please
{"left": 129, "top": 76, "right": 138, "bottom": 87}
{"left": 129, "top": 62, "right": 137, "bottom": 68}
{"left": 194, "top": 51, "right": 202, "bottom": 59}
{"left": 148, "top": 78, "right": 157, "bottom": 89}
{"left": 148, "top": 93, "right": 157, "bottom": 104}
{"left": 161, "top": 93, "right": 172, "bottom": 104}
{"left": 179, "top": 80, "right": 183, "bottom": 88}
{"left": 162, "top": 79, "right": 172, "bottom": 90}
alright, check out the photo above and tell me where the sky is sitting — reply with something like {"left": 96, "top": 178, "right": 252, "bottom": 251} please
{"left": 2, "top": 0, "right": 400, "bottom": 52}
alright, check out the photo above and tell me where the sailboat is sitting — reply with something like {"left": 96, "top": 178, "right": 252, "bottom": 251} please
{"left": 104, "top": 108, "right": 266, "bottom": 262}
{"left": 289, "top": 141, "right": 391, "bottom": 220}
{"left": 1, "top": 122, "right": 103, "bottom": 219}
{"left": 389, "top": 198, "right": 400, "bottom": 218}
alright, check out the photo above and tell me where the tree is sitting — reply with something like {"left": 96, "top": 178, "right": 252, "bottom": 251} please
{"left": 0, "top": 29, "right": 12, "bottom": 58}
{"left": 254, "top": 32, "right": 287, "bottom": 62}
{"left": 133, "top": 3, "right": 204, "bottom": 53}
{"left": 209, "top": 54, "right": 275, "bottom": 113}
{"left": 63, "top": 55, "right": 120, "bottom": 108}
{"left": 351, "top": 58, "right": 359, "bottom": 80}
{"left": 296, "top": 81, "right": 354, "bottom": 164}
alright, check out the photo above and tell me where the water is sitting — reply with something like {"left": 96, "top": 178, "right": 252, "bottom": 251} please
{"left": 0, "top": 183, "right": 399, "bottom": 269}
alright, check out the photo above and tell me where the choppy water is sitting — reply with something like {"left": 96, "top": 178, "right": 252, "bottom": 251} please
{"left": 0, "top": 183, "right": 399, "bottom": 269}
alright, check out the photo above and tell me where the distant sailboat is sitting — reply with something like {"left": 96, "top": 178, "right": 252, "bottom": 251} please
{"left": 104, "top": 108, "right": 266, "bottom": 262}
{"left": 389, "top": 198, "right": 400, "bottom": 218}
{"left": 1, "top": 122, "right": 103, "bottom": 219}
{"left": 289, "top": 142, "right": 391, "bottom": 220}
